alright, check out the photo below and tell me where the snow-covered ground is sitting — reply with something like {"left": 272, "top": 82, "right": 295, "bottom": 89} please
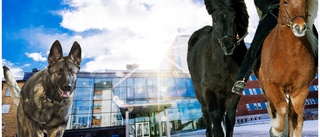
{"left": 172, "top": 120, "right": 318, "bottom": 137}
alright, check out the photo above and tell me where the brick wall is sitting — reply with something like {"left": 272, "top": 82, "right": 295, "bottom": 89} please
{"left": 2, "top": 81, "right": 25, "bottom": 137}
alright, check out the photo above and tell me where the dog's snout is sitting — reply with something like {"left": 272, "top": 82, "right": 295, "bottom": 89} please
{"left": 63, "top": 84, "right": 72, "bottom": 91}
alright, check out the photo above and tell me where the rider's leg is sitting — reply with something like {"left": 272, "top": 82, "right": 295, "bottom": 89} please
{"left": 312, "top": 25, "right": 318, "bottom": 67}
{"left": 232, "top": 14, "right": 278, "bottom": 95}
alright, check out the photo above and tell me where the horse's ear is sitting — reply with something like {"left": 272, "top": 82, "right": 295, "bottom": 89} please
{"left": 68, "top": 41, "right": 82, "bottom": 66}
{"left": 48, "top": 40, "right": 63, "bottom": 65}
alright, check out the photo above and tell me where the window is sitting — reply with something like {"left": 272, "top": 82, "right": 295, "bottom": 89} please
{"left": 2, "top": 104, "right": 10, "bottom": 114}
{"left": 5, "top": 88, "right": 10, "bottom": 96}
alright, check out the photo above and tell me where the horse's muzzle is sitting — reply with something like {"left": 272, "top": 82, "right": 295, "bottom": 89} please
{"left": 292, "top": 23, "right": 307, "bottom": 37}
{"left": 219, "top": 35, "right": 236, "bottom": 55}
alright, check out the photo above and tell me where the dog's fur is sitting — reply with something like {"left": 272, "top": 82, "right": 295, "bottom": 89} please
{"left": 3, "top": 40, "right": 82, "bottom": 137}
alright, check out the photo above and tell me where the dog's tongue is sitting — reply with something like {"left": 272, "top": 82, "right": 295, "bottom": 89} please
{"left": 61, "top": 91, "right": 70, "bottom": 97}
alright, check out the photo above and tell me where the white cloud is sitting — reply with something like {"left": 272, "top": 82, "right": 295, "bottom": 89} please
{"left": 25, "top": 52, "right": 47, "bottom": 62}
{"left": 21, "top": 0, "right": 266, "bottom": 72}
{"left": 57, "top": 0, "right": 213, "bottom": 71}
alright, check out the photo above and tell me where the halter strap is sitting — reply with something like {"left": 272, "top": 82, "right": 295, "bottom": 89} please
{"left": 283, "top": 4, "right": 307, "bottom": 28}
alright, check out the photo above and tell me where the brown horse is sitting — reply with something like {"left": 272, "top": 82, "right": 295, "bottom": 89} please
{"left": 255, "top": 0, "right": 317, "bottom": 136}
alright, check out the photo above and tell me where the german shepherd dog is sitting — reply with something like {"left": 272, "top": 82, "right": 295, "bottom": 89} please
{"left": 3, "top": 40, "right": 82, "bottom": 137}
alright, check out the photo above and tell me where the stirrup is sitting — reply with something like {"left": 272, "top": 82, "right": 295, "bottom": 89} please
{"left": 231, "top": 80, "right": 246, "bottom": 95}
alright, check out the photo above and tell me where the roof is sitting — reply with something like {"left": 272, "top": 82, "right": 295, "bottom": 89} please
{"left": 113, "top": 96, "right": 174, "bottom": 118}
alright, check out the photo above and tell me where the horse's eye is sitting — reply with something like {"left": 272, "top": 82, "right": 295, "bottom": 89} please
{"left": 284, "top": 1, "right": 288, "bottom": 5}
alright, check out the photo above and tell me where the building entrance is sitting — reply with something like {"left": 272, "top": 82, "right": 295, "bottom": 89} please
{"left": 135, "top": 122, "right": 150, "bottom": 137}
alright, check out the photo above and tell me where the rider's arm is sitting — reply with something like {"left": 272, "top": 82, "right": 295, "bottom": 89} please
{"left": 254, "top": 0, "right": 279, "bottom": 14}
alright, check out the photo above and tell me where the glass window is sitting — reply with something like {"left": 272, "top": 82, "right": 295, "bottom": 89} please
{"left": 70, "top": 113, "right": 92, "bottom": 129}
{"left": 110, "top": 112, "right": 121, "bottom": 126}
{"left": 94, "top": 79, "right": 112, "bottom": 90}
{"left": 133, "top": 78, "right": 148, "bottom": 98}
{"left": 112, "top": 78, "right": 126, "bottom": 87}
{"left": 111, "top": 102, "right": 119, "bottom": 112}
{"left": 76, "top": 78, "right": 94, "bottom": 88}
{"left": 160, "top": 78, "right": 176, "bottom": 96}
{"left": 175, "top": 78, "right": 187, "bottom": 96}
{"left": 101, "top": 112, "right": 111, "bottom": 126}
{"left": 134, "top": 78, "right": 147, "bottom": 87}
{"left": 168, "top": 109, "right": 180, "bottom": 120}
{"left": 127, "top": 78, "right": 134, "bottom": 86}
{"left": 147, "top": 87, "right": 157, "bottom": 98}
{"left": 146, "top": 78, "right": 159, "bottom": 98}
{"left": 93, "top": 100, "right": 102, "bottom": 113}
{"left": 74, "top": 87, "right": 94, "bottom": 101}
{"left": 135, "top": 87, "right": 148, "bottom": 98}
{"left": 101, "top": 100, "right": 112, "bottom": 112}
{"left": 185, "top": 78, "right": 195, "bottom": 96}
{"left": 92, "top": 113, "right": 102, "bottom": 127}
{"left": 178, "top": 100, "right": 189, "bottom": 108}
{"left": 2, "top": 104, "right": 10, "bottom": 114}
{"left": 102, "top": 89, "right": 112, "bottom": 100}
{"left": 120, "top": 87, "right": 127, "bottom": 99}
{"left": 72, "top": 100, "right": 93, "bottom": 114}
{"left": 127, "top": 87, "right": 134, "bottom": 99}
{"left": 113, "top": 88, "right": 120, "bottom": 97}
{"left": 188, "top": 99, "right": 201, "bottom": 108}
{"left": 314, "top": 98, "right": 318, "bottom": 104}
{"left": 179, "top": 108, "right": 190, "bottom": 120}
{"left": 94, "top": 90, "right": 102, "bottom": 100}
{"left": 261, "top": 102, "right": 267, "bottom": 109}
{"left": 5, "top": 88, "right": 10, "bottom": 96}
{"left": 246, "top": 104, "right": 251, "bottom": 111}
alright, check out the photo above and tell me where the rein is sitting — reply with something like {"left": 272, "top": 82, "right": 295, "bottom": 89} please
{"left": 237, "top": 32, "right": 248, "bottom": 45}
{"left": 218, "top": 32, "right": 248, "bottom": 46}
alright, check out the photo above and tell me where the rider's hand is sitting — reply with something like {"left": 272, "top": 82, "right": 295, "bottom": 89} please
{"left": 264, "top": 3, "right": 279, "bottom": 14}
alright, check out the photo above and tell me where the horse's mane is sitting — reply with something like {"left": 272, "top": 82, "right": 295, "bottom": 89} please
{"left": 204, "top": 0, "right": 249, "bottom": 39}
{"left": 306, "top": 0, "right": 318, "bottom": 56}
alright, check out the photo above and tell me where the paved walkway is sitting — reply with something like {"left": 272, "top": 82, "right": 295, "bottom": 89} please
{"left": 171, "top": 120, "right": 318, "bottom": 137}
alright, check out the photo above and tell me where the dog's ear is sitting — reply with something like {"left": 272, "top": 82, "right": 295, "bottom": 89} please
{"left": 48, "top": 40, "right": 63, "bottom": 65}
{"left": 68, "top": 41, "right": 82, "bottom": 66}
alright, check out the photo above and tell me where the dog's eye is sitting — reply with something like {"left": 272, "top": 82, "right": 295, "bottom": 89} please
{"left": 56, "top": 68, "right": 63, "bottom": 75}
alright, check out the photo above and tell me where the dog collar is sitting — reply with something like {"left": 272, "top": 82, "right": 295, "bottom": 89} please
{"left": 46, "top": 97, "right": 69, "bottom": 106}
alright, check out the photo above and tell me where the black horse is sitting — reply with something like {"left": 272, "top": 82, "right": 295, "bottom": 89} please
{"left": 187, "top": 0, "right": 248, "bottom": 136}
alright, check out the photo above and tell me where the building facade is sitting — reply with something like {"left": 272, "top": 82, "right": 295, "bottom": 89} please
{"left": 67, "top": 70, "right": 201, "bottom": 136}
{"left": 2, "top": 36, "right": 318, "bottom": 136}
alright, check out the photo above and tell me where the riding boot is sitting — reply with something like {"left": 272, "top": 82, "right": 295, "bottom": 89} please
{"left": 232, "top": 13, "right": 278, "bottom": 95}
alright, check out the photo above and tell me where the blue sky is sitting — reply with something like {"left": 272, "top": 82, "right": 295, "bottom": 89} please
{"left": 1, "top": 0, "right": 218, "bottom": 79}
{"left": 5, "top": 0, "right": 308, "bottom": 79}
{"left": 2, "top": 0, "right": 75, "bottom": 78}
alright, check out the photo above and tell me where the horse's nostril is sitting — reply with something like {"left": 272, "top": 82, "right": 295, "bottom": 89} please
{"left": 294, "top": 24, "right": 299, "bottom": 31}
{"left": 294, "top": 24, "right": 307, "bottom": 32}
{"left": 302, "top": 24, "right": 307, "bottom": 31}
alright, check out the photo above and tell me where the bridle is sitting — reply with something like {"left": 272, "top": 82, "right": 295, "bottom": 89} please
{"left": 236, "top": 32, "right": 248, "bottom": 45}
{"left": 283, "top": 1, "right": 308, "bottom": 28}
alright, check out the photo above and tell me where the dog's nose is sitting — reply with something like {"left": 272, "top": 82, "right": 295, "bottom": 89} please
{"left": 63, "top": 84, "right": 72, "bottom": 91}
